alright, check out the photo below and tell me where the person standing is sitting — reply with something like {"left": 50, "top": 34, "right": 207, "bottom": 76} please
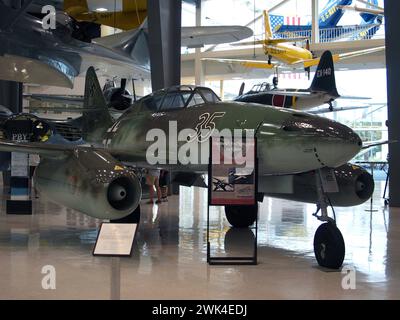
{"left": 146, "top": 169, "right": 162, "bottom": 204}
{"left": 159, "top": 170, "right": 170, "bottom": 202}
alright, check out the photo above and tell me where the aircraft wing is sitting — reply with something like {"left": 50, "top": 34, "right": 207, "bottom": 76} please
{"left": 202, "top": 58, "right": 277, "bottom": 69}
{"left": 338, "top": 5, "right": 384, "bottom": 15}
{"left": 0, "top": 140, "right": 74, "bottom": 158}
{"left": 122, "top": 0, "right": 147, "bottom": 12}
{"left": 181, "top": 26, "right": 253, "bottom": 48}
{"left": 24, "top": 94, "right": 84, "bottom": 106}
{"left": 309, "top": 105, "right": 370, "bottom": 114}
{"left": 303, "top": 46, "right": 385, "bottom": 68}
{"left": 0, "top": 139, "right": 149, "bottom": 166}
{"left": 231, "top": 37, "right": 307, "bottom": 47}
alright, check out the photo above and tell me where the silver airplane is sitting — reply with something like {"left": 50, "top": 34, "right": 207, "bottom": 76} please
{"left": 0, "top": 0, "right": 252, "bottom": 88}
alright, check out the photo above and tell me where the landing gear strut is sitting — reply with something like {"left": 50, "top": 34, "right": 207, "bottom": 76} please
{"left": 225, "top": 204, "right": 258, "bottom": 228}
{"left": 313, "top": 171, "right": 345, "bottom": 269}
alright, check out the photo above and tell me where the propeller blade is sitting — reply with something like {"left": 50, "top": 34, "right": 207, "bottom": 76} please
{"left": 239, "top": 82, "right": 245, "bottom": 96}
{"left": 120, "top": 78, "right": 127, "bottom": 91}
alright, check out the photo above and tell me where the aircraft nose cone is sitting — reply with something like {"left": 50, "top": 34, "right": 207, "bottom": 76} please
{"left": 312, "top": 118, "right": 362, "bottom": 167}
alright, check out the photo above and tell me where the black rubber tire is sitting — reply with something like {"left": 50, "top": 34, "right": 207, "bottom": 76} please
{"left": 225, "top": 204, "right": 257, "bottom": 228}
{"left": 224, "top": 227, "right": 255, "bottom": 254}
{"left": 111, "top": 205, "right": 141, "bottom": 224}
{"left": 313, "top": 222, "right": 345, "bottom": 269}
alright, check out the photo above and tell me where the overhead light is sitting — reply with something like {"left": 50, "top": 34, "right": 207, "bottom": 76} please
{"left": 339, "top": 68, "right": 349, "bottom": 71}
{"left": 232, "top": 77, "right": 243, "bottom": 80}
{"left": 95, "top": 8, "right": 108, "bottom": 12}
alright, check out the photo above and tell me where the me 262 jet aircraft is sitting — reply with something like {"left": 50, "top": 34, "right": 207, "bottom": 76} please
{"left": 0, "top": 67, "right": 374, "bottom": 269}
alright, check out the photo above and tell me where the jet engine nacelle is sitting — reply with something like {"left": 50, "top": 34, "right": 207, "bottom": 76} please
{"left": 34, "top": 149, "right": 141, "bottom": 220}
{"left": 262, "top": 163, "right": 374, "bottom": 207}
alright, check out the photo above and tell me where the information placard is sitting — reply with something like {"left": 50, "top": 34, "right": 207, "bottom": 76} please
{"left": 209, "top": 136, "right": 256, "bottom": 206}
{"left": 93, "top": 223, "right": 137, "bottom": 257}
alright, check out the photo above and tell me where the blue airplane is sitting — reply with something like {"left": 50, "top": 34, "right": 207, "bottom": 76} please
{"left": 270, "top": 0, "right": 382, "bottom": 41}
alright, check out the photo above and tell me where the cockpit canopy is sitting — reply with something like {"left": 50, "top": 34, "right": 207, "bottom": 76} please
{"left": 139, "top": 85, "right": 221, "bottom": 112}
{"left": 250, "top": 82, "right": 271, "bottom": 93}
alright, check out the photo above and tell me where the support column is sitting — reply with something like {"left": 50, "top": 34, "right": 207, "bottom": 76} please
{"left": 384, "top": 0, "right": 400, "bottom": 207}
{"left": 0, "top": 81, "right": 23, "bottom": 191}
{"left": 0, "top": 80, "right": 23, "bottom": 113}
{"left": 311, "top": 0, "right": 319, "bottom": 44}
{"left": 194, "top": 0, "right": 204, "bottom": 86}
{"left": 148, "top": 0, "right": 182, "bottom": 91}
{"left": 219, "top": 80, "right": 224, "bottom": 100}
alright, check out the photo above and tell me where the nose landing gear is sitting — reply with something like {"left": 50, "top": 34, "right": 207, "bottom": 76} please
{"left": 224, "top": 204, "right": 258, "bottom": 228}
{"left": 313, "top": 169, "right": 345, "bottom": 269}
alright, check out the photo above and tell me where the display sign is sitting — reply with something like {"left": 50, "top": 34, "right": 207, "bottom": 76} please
{"left": 209, "top": 136, "right": 256, "bottom": 206}
{"left": 93, "top": 223, "right": 137, "bottom": 257}
{"left": 319, "top": 167, "right": 339, "bottom": 193}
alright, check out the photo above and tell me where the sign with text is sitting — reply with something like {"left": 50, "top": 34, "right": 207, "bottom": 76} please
{"left": 93, "top": 223, "right": 137, "bottom": 257}
{"left": 209, "top": 136, "right": 256, "bottom": 206}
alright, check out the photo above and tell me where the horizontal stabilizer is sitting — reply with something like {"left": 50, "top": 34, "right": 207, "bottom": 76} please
{"left": 309, "top": 105, "right": 370, "bottom": 114}
{"left": 339, "top": 95, "right": 371, "bottom": 100}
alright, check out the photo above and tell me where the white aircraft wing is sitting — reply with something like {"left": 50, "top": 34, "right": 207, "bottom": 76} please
{"left": 181, "top": 26, "right": 253, "bottom": 48}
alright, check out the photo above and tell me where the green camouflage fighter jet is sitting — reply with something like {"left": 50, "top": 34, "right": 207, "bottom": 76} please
{"left": 0, "top": 67, "right": 373, "bottom": 269}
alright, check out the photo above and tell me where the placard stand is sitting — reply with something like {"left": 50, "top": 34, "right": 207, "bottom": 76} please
{"left": 206, "top": 136, "right": 258, "bottom": 265}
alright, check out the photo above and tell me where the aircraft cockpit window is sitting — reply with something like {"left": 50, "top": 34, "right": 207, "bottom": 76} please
{"left": 160, "top": 92, "right": 187, "bottom": 111}
{"left": 260, "top": 83, "right": 270, "bottom": 92}
{"left": 198, "top": 88, "right": 220, "bottom": 103}
{"left": 141, "top": 93, "right": 164, "bottom": 111}
{"left": 186, "top": 93, "right": 205, "bottom": 107}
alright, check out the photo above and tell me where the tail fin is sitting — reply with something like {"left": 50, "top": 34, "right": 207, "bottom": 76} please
{"left": 309, "top": 51, "right": 339, "bottom": 97}
{"left": 263, "top": 10, "right": 273, "bottom": 39}
{"left": 82, "top": 67, "right": 113, "bottom": 143}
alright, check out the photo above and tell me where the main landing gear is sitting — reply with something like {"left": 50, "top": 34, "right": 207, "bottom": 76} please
{"left": 313, "top": 171, "right": 345, "bottom": 269}
{"left": 224, "top": 204, "right": 257, "bottom": 228}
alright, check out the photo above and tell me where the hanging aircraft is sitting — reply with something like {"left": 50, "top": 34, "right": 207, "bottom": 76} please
{"left": 234, "top": 50, "right": 370, "bottom": 114}
{"left": 272, "top": 0, "right": 383, "bottom": 41}
{"left": 64, "top": 0, "right": 147, "bottom": 31}
{"left": 0, "top": 0, "right": 252, "bottom": 88}
{"left": 63, "top": 0, "right": 253, "bottom": 47}
{"left": 24, "top": 77, "right": 138, "bottom": 117}
{"left": 203, "top": 10, "right": 385, "bottom": 76}
{"left": 0, "top": 66, "right": 376, "bottom": 269}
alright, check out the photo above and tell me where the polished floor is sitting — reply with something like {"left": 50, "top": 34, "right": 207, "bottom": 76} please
{"left": 0, "top": 180, "right": 399, "bottom": 300}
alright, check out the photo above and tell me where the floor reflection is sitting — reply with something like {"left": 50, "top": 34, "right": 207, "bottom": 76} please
{"left": 0, "top": 180, "right": 398, "bottom": 299}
